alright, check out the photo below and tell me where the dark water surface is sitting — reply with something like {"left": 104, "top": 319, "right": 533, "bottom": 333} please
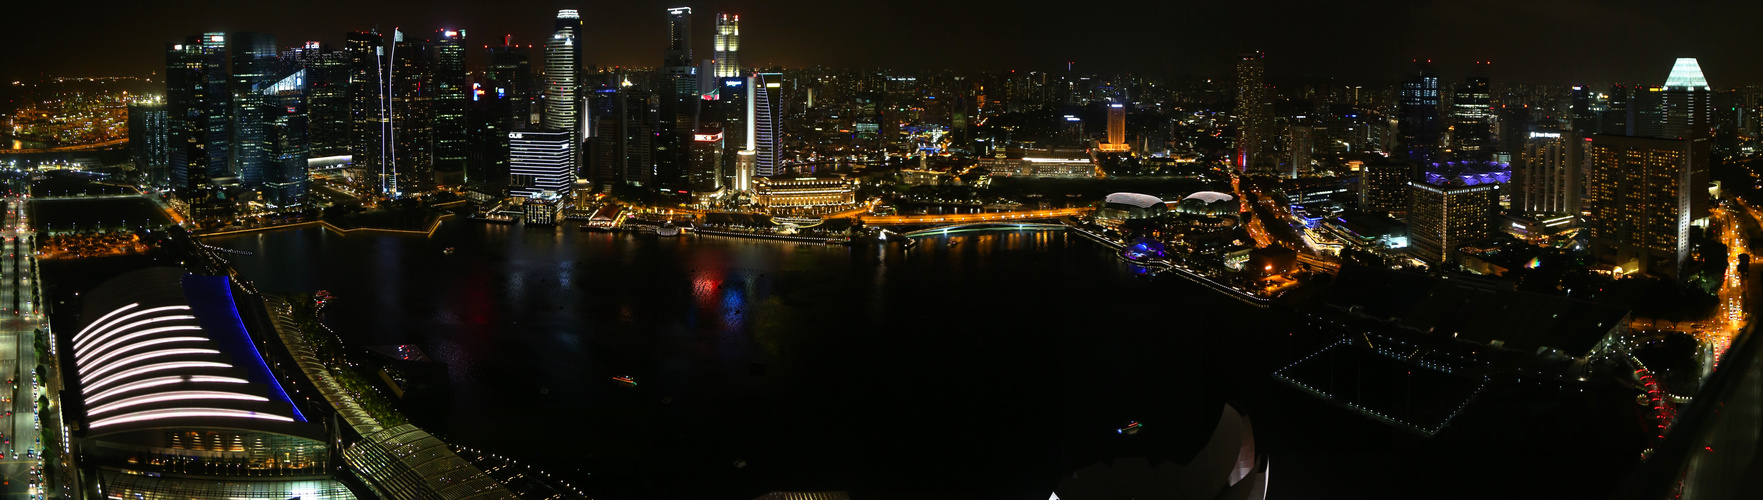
{"left": 199, "top": 220, "right": 1636, "bottom": 499}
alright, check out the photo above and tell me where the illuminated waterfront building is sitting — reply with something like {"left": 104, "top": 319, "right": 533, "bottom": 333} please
{"left": 432, "top": 29, "right": 468, "bottom": 186}
{"left": 752, "top": 175, "right": 858, "bottom": 213}
{"left": 508, "top": 130, "right": 576, "bottom": 198}
{"left": 469, "top": 40, "right": 534, "bottom": 199}
{"left": 1234, "top": 52, "right": 1269, "bottom": 170}
{"left": 1407, "top": 179, "right": 1497, "bottom": 264}
{"left": 734, "top": 149, "right": 756, "bottom": 192}
{"left": 70, "top": 267, "right": 347, "bottom": 499}
{"left": 713, "top": 13, "right": 741, "bottom": 78}
{"left": 1516, "top": 126, "right": 1579, "bottom": 215}
{"left": 1584, "top": 134, "right": 1710, "bottom": 278}
{"left": 281, "top": 42, "right": 350, "bottom": 158}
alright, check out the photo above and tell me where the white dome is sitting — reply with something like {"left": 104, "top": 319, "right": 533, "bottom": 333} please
{"left": 1182, "top": 191, "right": 1235, "bottom": 204}
{"left": 1104, "top": 192, "right": 1165, "bottom": 209}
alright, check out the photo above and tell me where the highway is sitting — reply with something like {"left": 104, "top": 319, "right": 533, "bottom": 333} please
{"left": 0, "top": 198, "right": 46, "bottom": 498}
{"left": 859, "top": 207, "right": 1093, "bottom": 225}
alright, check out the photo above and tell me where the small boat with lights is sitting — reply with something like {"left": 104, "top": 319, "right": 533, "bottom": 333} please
{"left": 1117, "top": 421, "right": 1142, "bottom": 435}
{"left": 612, "top": 375, "right": 638, "bottom": 387}
{"left": 442, "top": 247, "right": 456, "bottom": 255}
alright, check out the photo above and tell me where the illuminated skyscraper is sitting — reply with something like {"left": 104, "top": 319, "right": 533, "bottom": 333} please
{"left": 1097, "top": 102, "right": 1130, "bottom": 153}
{"left": 658, "top": 7, "right": 700, "bottom": 188}
{"left": 345, "top": 31, "right": 385, "bottom": 179}
{"left": 1585, "top": 134, "right": 1710, "bottom": 278}
{"left": 164, "top": 34, "right": 228, "bottom": 194}
{"left": 282, "top": 42, "right": 349, "bottom": 158}
{"left": 387, "top": 29, "right": 434, "bottom": 196}
{"left": 1234, "top": 51, "right": 1269, "bottom": 171}
{"left": 262, "top": 70, "right": 309, "bottom": 206}
{"left": 1515, "top": 126, "right": 1579, "bottom": 215}
{"left": 713, "top": 13, "right": 741, "bottom": 78}
{"left": 1407, "top": 179, "right": 1497, "bottom": 264}
{"left": 230, "top": 32, "right": 277, "bottom": 188}
{"left": 1453, "top": 77, "right": 1491, "bottom": 161}
{"left": 544, "top": 10, "right": 582, "bottom": 134}
{"left": 508, "top": 130, "right": 576, "bottom": 198}
{"left": 470, "top": 39, "right": 534, "bottom": 199}
{"left": 128, "top": 98, "right": 169, "bottom": 186}
{"left": 1400, "top": 67, "right": 1442, "bottom": 165}
{"left": 1661, "top": 58, "right": 1712, "bottom": 139}
{"left": 433, "top": 29, "right": 468, "bottom": 186}
{"left": 689, "top": 128, "right": 725, "bottom": 193}
{"left": 754, "top": 72, "right": 783, "bottom": 177}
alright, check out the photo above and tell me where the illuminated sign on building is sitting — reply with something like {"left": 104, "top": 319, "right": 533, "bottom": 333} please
{"left": 694, "top": 132, "right": 724, "bottom": 142}
{"left": 1529, "top": 132, "right": 1561, "bottom": 138}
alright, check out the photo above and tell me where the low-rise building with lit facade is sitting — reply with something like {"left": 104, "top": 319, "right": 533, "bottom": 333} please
{"left": 752, "top": 175, "right": 858, "bottom": 215}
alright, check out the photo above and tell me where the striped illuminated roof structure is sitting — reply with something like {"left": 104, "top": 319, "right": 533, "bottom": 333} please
{"left": 70, "top": 267, "right": 310, "bottom": 439}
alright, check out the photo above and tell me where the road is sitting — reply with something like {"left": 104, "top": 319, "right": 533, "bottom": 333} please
{"left": 0, "top": 198, "right": 47, "bottom": 498}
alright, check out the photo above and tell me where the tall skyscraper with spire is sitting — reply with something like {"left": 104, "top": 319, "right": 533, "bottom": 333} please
{"left": 713, "top": 13, "right": 741, "bottom": 78}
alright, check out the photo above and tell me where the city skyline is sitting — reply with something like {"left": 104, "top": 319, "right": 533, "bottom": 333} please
{"left": 6, "top": 1, "right": 1763, "bottom": 86}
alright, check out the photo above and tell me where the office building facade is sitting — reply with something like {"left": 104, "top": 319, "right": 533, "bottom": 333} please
{"left": 1585, "top": 134, "right": 1710, "bottom": 278}
{"left": 1407, "top": 180, "right": 1497, "bottom": 265}
{"left": 508, "top": 130, "right": 577, "bottom": 198}
{"left": 1516, "top": 127, "right": 1579, "bottom": 215}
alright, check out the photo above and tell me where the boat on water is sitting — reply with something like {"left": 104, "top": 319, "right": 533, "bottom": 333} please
{"left": 442, "top": 247, "right": 455, "bottom": 255}
{"left": 1117, "top": 421, "right": 1143, "bottom": 435}
{"left": 656, "top": 224, "right": 682, "bottom": 237}
{"left": 612, "top": 375, "right": 638, "bottom": 387}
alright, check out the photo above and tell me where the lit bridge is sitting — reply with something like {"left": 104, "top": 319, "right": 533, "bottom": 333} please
{"left": 896, "top": 222, "right": 1069, "bottom": 238}
{"left": 858, "top": 207, "right": 1092, "bottom": 226}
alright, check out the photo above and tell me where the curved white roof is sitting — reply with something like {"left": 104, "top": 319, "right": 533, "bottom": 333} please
{"left": 1182, "top": 191, "right": 1236, "bottom": 204}
{"left": 73, "top": 268, "right": 308, "bottom": 437}
{"left": 1104, "top": 192, "right": 1165, "bottom": 209}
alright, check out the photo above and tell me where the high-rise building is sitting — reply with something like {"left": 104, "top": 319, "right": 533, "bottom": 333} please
{"left": 1661, "top": 58, "right": 1712, "bottom": 139}
{"left": 229, "top": 32, "right": 277, "bottom": 188}
{"left": 387, "top": 30, "right": 434, "bottom": 196}
{"left": 128, "top": 98, "right": 170, "bottom": 186}
{"left": 754, "top": 72, "right": 783, "bottom": 177}
{"left": 658, "top": 7, "right": 700, "bottom": 188}
{"left": 1284, "top": 123, "right": 1319, "bottom": 178}
{"left": 345, "top": 31, "right": 386, "bottom": 180}
{"left": 261, "top": 70, "right": 309, "bottom": 207}
{"left": 1585, "top": 134, "right": 1710, "bottom": 278}
{"left": 1630, "top": 85, "right": 1667, "bottom": 138}
{"left": 1515, "top": 126, "right": 1579, "bottom": 215}
{"left": 713, "top": 13, "right": 741, "bottom": 78}
{"left": 733, "top": 149, "right": 756, "bottom": 193}
{"left": 1570, "top": 85, "right": 1597, "bottom": 134}
{"left": 1400, "top": 68, "right": 1442, "bottom": 165}
{"left": 1233, "top": 52, "right": 1269, "bottom": 171}
{"left": 164, "top": 35, "right": 228, "bottom": 195}
{"left": 1600, "top": 83, "right": 1630, "bottom": 136}
{"left": 588, "top": 87, "right": 655, "bottom": 187}
{"left": 1097, "top": 102, "right": 1130, "bottom": 153}
{"left": 507, "top": 129, "right": 576, "bottom": 198}
{"left": 469, "top": 40, "right": 534, "bottom": 199}
{"left": 1407, "top": 179, "right": 1497, "bottom": 265}
{"left": 714, "top": 76, "right": 753, "bottom": 189}
{"left": 689, "top": 128, "right": 724, "bottom": 194}
{"left": 543, "top": 10, "right": 582, "bottom": 134}
{"left": 282, "top": 42, "right": 351, "bottom": 158}
{"left": 1358, "top": 160, "right": 1411, "bottom": 214}
{"left": 1453, "top": 77, "right": 1491, "bottom": 161}
{"left": 432, "top": 29, "right": 468, "bottom": 186}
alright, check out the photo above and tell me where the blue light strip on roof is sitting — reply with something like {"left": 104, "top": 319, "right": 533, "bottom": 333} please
{"left": 182, "top": 274, "right": 307, "bottom": 422}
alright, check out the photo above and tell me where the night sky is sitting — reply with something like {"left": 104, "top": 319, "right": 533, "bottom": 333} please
{"left": 3, "top": 0, "right": 1759, "bottom": 87}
